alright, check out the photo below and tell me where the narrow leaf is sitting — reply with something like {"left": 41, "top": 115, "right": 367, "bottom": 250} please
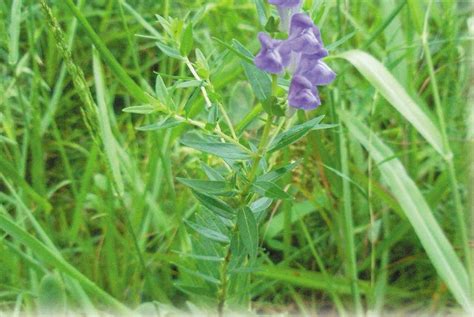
{"left": 340, "top": 50, "right": 447, "bottom": 157}
{"left": 176, "top": 178, "right": 234, "bottom": 196}
{"left": 181, "top": 132, "right": 251, "bottom": 160}
{"left": 237, "top": 207, "right": 258, "bottom": 258}
{"left": 251, "top": 181, "right": 292, "bottom": 200}
{"left": 193, "top": 191, "right": 234, "bottom": 219}
{"left": 268, "top": 116, "right": 327, "bottom": 152}
{"left": 136, "top": 117, "right": 182, "bottom": 131}
{"left": 185, "top": 221, "right": 230, "bottom": 243}
{"left": 339, "top": 110, "right": 471, "bottom": 312}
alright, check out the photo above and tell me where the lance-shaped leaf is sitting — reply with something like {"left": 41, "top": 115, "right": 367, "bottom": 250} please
{"left": 268, "top": 116, "right": 336, "bottom": 152}
{"left": 185, "top": 220, "right": 230, "bottom": 244}
{"left": 339, "top": 110, "right": 471, "bottom": 312}
{"left": 251, "top": 181, "right": 292, "bottom": 200}
{"left": 192, "top": 191, "right": 234, "bottom": 219}
{"left": 181, "top": 132, "right": 251, "bottom": 160}
{"left": 340, "top": 50, "right": 447, "bottom": 157}
{"left": 176, "top": 178, "right": 235, "bottom": 196}
{"left": 237, "top": 207, "right": 258, "bottom": 259}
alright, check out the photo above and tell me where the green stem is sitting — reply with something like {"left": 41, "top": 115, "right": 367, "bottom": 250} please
{"left": 217, "top": 76, "right": 278, "bottom": 315}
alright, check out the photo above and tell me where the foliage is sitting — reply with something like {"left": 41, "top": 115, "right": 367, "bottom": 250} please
{"left": 0, "top": 0, "right": 472, "bottom": 315}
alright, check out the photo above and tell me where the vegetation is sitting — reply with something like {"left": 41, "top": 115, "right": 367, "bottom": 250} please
{"left": 0, "top": 0, "right": 472, "bottom": 315}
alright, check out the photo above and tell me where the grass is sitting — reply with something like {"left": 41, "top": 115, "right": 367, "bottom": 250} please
{"left": 0, "top": 0, "right": 473, "bottom": 315}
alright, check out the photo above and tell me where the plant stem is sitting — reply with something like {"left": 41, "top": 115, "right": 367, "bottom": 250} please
{"left": 217, "top": 77, "right": 278, "bottom": 315}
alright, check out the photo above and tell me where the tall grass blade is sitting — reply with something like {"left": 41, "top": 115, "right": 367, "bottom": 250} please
{"left": 61, "top": 0, "right": 163, "bottom": 110}
{"left": 339, "top": 110, "right": 472, "bottom": 312}
{"left": 0, "top": 213, "right": 131, "bottom": 313}
{"left": 92, "top": 50, "right": 124, "bottom": 196}
{"left": 8, "top": 0, "right": 22, "bottom": 64}
{"left": 340, "top": 50, "right": 447, "bottom": 157}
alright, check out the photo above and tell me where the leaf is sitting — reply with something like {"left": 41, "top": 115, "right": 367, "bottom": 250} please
{"left": 176, "top": 178, "right": 234, "bottom": 196}
{"left": 180, "top": 132, "right": 251, "bottom": 160}
{"left": 339, "top": 110, "right": 471, "bottom": 312}
{"left": 8, "top": 0, "right": 22, "bottom": 65}
{"left": 255, "top": 266, "right": 409, "bottom": 297}
{"left": 154, "top": 74, "right": 170, "bottom": 105}
{"left": 200, "top": 163, "right": 225, "bottom": 181}
{"left": 232, "top": 39, "right": 271, "bottom": 101}
{"left": 237, "top": 207, "right": 258, "bottom": 259}
{"left": 156, "top": 41, "right": 184, "bottom": 60}
{"left": 93, "top": 50, "right": 124, "bottom": 196}
{"left": 185, "top": 220, "right": 230, "bottom": 243}
{"left": 251, "top": 181, "right": 292, "bottom": 200}
{"left": 193, "top": 191, "right": 234, "bottom": 219}
{"left": 0, "top": 213, "right": 130, "bottom": 313}
{"left": 340, "top": 50, "right": 447, "bottom": 157}
{"left": 122, "top": 104, "right": 156, "bottom": 114}
{"left": 38, "top": 273, "right": 67, "bottom": 314}
{"left": 250, "top": 197, "right": 273, "bottom": 223}
{"left": 136, "top": 116, "right": 182, "bottom": 131}
{"left": 257, "top": 161, "right": 299, "bottom": 182}
{"left": 253, "top": 0, "right": 267, "bottom": 26}
{"left": 180, "top": 23, "right": 194, "bottom": 56}
{"left": 268, "top": 115, "right": 331, "bottom": 152}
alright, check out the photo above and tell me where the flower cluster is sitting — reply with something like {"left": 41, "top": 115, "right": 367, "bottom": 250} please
{"left": 255, "top": 1, "right": 335, "bottom": 110}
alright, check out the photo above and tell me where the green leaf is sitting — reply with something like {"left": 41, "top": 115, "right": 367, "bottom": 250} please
{"left": 185, "top": 220, "right": 230, "bottom": 243}
{"left": 38, "top": 273, "right": 67, "bottom": 314}
{"left": 253, "top": 0, "right": 267, "bottom": 26}
{"left": 268, "top": 116, "right": 331, "bottom": 152}
{"left": 200, "top": 163, "right": 225, "bottom": 181}
{"left": 340, "top": 50, "right": 447, "bottom": 157}
{"left": 8, "top": 0, "right": 22, "bottom": 65}
{"left": 136, "top": 116, "right": 182, "bottom": 131}
{"left": 251, "top": 181, "right": 292, "bottom": 200}
{"left": 237, "top": 207, "right": 258, "bottom": 258}
{"left": 180, "top": 132, "right": 251, "bottom": 160}
{"left": 193, "top": 191, "right": 234, "bottom": 219}
{"left": 339, "top": 110, "right": 472, "bottom": 312}
{"left": 156, "top": 41, "right": 184, "bottom": 60}
{"left": 232, "top": 39, "right": 271, "bottom": 101}
{"left": 257, "top": 161, "right": 299, "bottom": 182}
{"left": 154, "top": 74, "right": 170, "bottom": 105}
{"left": 176, "top": 178, "right": 234, "bottom": 196}
{"left": 0, "top": 213, "right": 130, "bottom": 313}
{"left": 122, "top": 104, "right": 156, "bottom": 114}
{"left": 93, "top": 50, "right": 124, "bottom": 196}
{"left": 61, "top": 0, "right": 161, "bottom": 108}
{"left": 180, "top": 23, "right": 194, "bottom": 56}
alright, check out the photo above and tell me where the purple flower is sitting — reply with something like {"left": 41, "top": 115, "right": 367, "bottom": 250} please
{"left": 288, "top": 75, "right": 321, "bottom": 110}
{"left": 295, "top": 54, "right": 336, "bottom": 86}
{"left": 268, "top": 0, "right": 303, "bottom": 32}
{"left": 254, "top": 32, "right": 291, "bottom": 74}
{"left": 287, "top": 13, "right": 324, "bottom": 55}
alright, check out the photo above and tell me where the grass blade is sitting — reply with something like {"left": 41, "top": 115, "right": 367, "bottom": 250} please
{"left": 339, "top": 110, "right": 472, "bottom": 313}
{"left": 0, "top": 213, "right": 131, "bottom": 313}
{"left": 61, "top": 0, "right": 163, "bottom": 110}
{"left": 340, "top": 50, "right": 447, "bottom": 157}
{"left": 8, "top": 0, "right": 22, "bottom": 64}
{"left": 92, "top": 50, "right": 124, "bottom": 195}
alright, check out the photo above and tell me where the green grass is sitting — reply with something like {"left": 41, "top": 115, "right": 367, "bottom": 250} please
{"left": 0, "top": 0, "right": 473, "bottom": 315}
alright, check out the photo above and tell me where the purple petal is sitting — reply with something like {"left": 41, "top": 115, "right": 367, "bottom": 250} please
{"left": 288, "top": 75, "right": 321, "bottom": 110}
{"left": 296, "top": 56, "right": 336, "bottom": 86}
{"left": 287, "top": 13, "right": 324, "bottom": 55}
{"left": 254, "top": 33, "right": 291, "bottom": 74}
